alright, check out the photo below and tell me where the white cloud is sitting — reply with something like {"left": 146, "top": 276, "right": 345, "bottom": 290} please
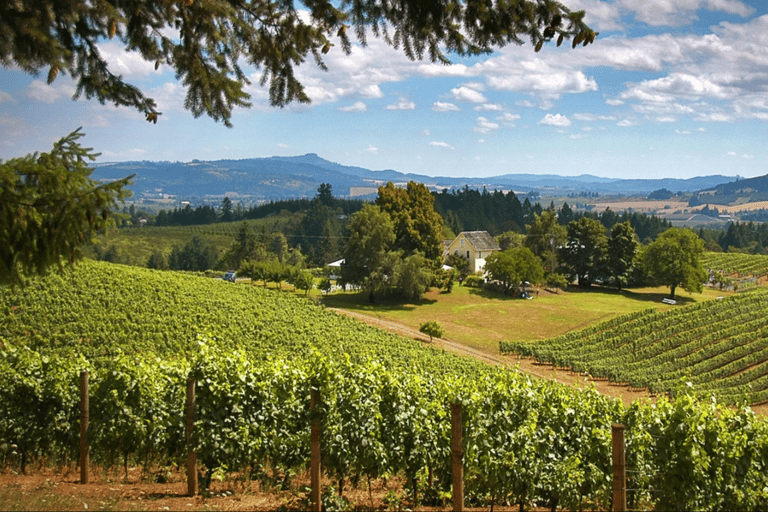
{"left": 98, "top": 42, "right": 160, "bottom": 77}
{"left": 451, "top": 86, "right": 487, "bottom": 103}
{"left": 386, "top": 97, "right": 416, "bottom": 110}
{"left": 27, "top": 80, "right": 75, "bottom": 103}
{"left": 338, "top": 101, "right": 367, "bottom": 112}
{"left": 100, "top": 148, "right": 148, "bottom": 159}
{"left": 617, "top": 118, "right": 638, "bottom": 127}
{"left": 573, "top": 113, "right": 617, "bottom": 122}
{"left": 618, "top": 0, "right": 754, "bottom": 27}
{"left": 366, "top": 145, "right": 379, "bottom": 154}
{"left": 539, "top": 113, "right": 571, "bottom": 127}
{"left": 475, "top": 103, "right": 503, "bottom": 112}
{"left": 0, "top": 91, "right": 15, "bottom": 103}
{"left": 497, "top": 112, "right": 521, "bottom": 127}
{"left": 473, "top": 116, "right": 500, "bottom": 133}
{"left": 566, "top": 0, "right": 624, "bottom": 32}
{"left": 432, "top": 101, "right": 460, "bottom": 112}
{"left": 430, "top": 141, "right": 454, "bottom": 149}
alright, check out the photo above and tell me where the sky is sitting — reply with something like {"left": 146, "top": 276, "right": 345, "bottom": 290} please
{"left": 1, "top": 0, "right": 767, "bottom": 181}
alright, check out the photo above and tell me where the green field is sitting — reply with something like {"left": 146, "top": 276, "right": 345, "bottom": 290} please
{"left": 323, "top": 281, "right": 730, "bottom": 352}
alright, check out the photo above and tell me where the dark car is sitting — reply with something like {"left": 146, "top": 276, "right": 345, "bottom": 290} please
{"left": 223, "top": 271, "right": 236, "bottom": 282}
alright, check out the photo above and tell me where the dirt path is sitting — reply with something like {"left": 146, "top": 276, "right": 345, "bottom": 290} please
{"left": 330, "top": 308, "right": 658, "bottom": 407}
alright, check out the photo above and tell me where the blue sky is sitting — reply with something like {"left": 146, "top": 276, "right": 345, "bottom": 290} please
{"left": 1, "top": 0, "right": 767, "bottom": 180}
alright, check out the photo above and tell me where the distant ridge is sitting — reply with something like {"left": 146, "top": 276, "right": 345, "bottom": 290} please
{"left": 93, "top": 154, "right": 738, "bottom": 202}
{"left": 712, "top": 174, "right": 768, "bottom": 195}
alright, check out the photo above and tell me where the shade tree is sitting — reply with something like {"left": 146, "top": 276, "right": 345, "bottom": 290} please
{"left": 643, "top": 228, "right": 707, "bottom": 299}
{"left": 484, "top": 247, "right": 544, "bottom": 295}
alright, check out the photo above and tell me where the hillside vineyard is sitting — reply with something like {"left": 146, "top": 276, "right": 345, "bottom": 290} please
{"left": 3, "top": 261, "right": 768, "bottom": 510}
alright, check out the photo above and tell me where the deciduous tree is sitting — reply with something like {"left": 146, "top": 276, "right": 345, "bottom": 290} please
{"left": 643, "top": 228, "right": 706, "bottom": 299}
{"left": 376, "top": 181, "right": 444, "bottom": 268}
{"left": 484, "top": 247, "right": 543, "bottom": 295}
{"left": 2, "top": 0, "right": 596, "bottom": 125}
{"left": 342, "top": 204, "right": 396, "bottom": 301}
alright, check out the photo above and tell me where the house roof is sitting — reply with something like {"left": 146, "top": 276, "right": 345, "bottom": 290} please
{"left": 459, "top": 231, "right": 500, "bottom": 252}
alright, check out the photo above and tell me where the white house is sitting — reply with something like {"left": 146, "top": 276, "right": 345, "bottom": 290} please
{"left": 444, "top": 231, "right": 500, "bottom": 273}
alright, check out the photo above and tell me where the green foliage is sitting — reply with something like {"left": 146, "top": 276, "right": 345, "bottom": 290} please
{"left": 6, "top": 261, "right": 768, "bottom": 510}
{"left": 395, "top": 253, "right": 432, "bottom": 300}
{"left": 0, "top": 129, "right": 131, "bottom": 286}
{"left": 463, "top": 273, "right": 484, "bottom": 287}
{"left": 342, "top": 204, "right": 396, "bottom": 300}
{"left": 501, "top": 289, "right": 768, "bottom": 405}
{"left": 484, "top": 247, "right": 543, "bottom": 294}
{"left": 544, "top": 272, "right": 568, "bottom": 291}
{"left": 168, "top": 236, "right": 219, "bottom": 272}
{"left": 292, "top": 269, "right": 315, "bottom": 296}
{"left": 1, "top": 0, "right": 595, "bottom": 124}
{"left": 559, "top": 216, "right": 609, "bottom": 287}
{"left": 419, "top": 321, "right": 444, "bottom": 342}
{"left": 376, "top": 181, "right": 444, "bottom": 268}
{"left": 644, "top": 227, "right": 706, "bottom": 299}
{"left": 525, "top": 210, "right": 566, "bottom": 272}
{"left": 608, "top": 221, "right": 639, "bottom": 290}
{"left": 496, "top": 230, "right": 526, "bottom": 251}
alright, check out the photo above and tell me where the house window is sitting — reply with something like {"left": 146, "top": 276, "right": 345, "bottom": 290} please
{"left": 460, "top": 239, "right": 464, "bottom": 248}
{"left": 467, "top": 250, "right": 470, "bottom": 259}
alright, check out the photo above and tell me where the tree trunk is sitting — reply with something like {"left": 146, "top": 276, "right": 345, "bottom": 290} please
{"left": 670, "top": 284, "right": 677, "bottom": 299}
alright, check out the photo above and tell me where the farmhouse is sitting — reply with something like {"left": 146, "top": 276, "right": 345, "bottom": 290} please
{"left": 445, "top": 231, "right": 500, "bottom": 273}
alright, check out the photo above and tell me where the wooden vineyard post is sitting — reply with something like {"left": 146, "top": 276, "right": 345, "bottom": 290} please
{"left": 186, "top": 379, "right": 198, "bottom": 497}
{"left": 79, "top": 371, "right": 89, "bottom": 484}
{"left": 451, "top": 402, "right": 464, "bottom": 512}
{"left": 310, "top": 388, "right": 321, "bottom": 512}
{"left": 612, "top": 424, "right": 626, "bottom": 512}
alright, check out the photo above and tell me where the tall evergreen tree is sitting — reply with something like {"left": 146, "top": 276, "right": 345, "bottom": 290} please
{"left": 608, "top": 221, "right": 639, "bottom": 291}
{"left": 0, "top": 129, "right": 131, "bottom": 286}
{"left": 559, "top": 217, "right": 609, "bottom": 287}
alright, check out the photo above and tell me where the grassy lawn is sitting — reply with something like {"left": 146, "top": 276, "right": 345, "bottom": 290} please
{"left": 322, "top": 283, "right": 733, "bottom": 353}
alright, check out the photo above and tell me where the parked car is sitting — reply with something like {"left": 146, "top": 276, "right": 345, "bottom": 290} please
{"left": 223, "top": 271, "right": 236, "bottom": 282}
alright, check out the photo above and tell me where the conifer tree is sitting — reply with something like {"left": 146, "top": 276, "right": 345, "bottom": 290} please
{"left": 0, "top": 129, "right": 132, "bottom": 286}
{"left": 1, "top": 0, "right": 596, "bottom": 125}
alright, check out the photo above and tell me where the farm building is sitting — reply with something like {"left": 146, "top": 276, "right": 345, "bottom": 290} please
{"left": 445, "top": 231, "right": 500, "bottom": 273}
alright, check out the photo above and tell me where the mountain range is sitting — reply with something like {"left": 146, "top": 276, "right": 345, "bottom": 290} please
{"left": 93, "top": 153, "right": 743, "bottom": 203}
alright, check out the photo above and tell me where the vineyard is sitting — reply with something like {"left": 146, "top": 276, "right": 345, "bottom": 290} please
{"left": 701, "top": 251, "right": 768, "bottom": 290}
{"left": 500, "top": 290, "right": 768, "bottom": 405}
{"left": 89, "top": 217, "right": 289, "bottom": 266}
{"left": 3, "top": 261, "right": 768, "bottom": 510}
